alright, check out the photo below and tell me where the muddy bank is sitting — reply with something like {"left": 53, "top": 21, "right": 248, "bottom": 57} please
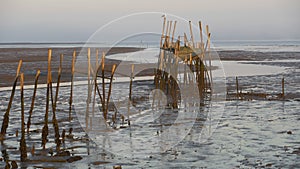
{"left": 0, "top": 47, "right": 143, "bottom": 87}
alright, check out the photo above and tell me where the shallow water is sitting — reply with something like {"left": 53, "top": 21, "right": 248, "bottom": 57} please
{"left": 0, "top": 75, "right": 299, "bottom": 168}
{"left": 0, "top": 48, "right": 300, "bottom": 168}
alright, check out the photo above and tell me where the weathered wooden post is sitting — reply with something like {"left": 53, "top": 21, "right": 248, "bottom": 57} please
{"left": 171, "top": 21, "right": 177, "bottom": 46}
{"left": 199, "top": 21, "right": 204, "bottom": 51}
{"left": 106, "top": 64, "right": 117, "bottom": 118}
{"left": 282, "top": 77, "right": 285, "bottom": 99}
{"left": 27, "top": 70, "right": 41, "bottom": 133}
{"left": 41, "top": 49, "right": 52, "bottom": 149}
{"left": 189, "top": 21, "right": 195, "bottom": 48}
{"left": 160, "top": 16, "right": 167, "bottom": 48}
{"left": 1, "top": 60, "right": 22, "bottom": 136}
{"left": 206, "top": 25, "right": 213, "bottom": 91}
{"left": 200, "top": 55, "right": 205, "bottom": 98}
{"left": 168, "top": 21, "right": 173, "bottom": 47}
{"left": 20, "top": 73, "right": 27, "bottom": 162}
{"left": 164, "top": 21, "right": 170, "bottom": 48}
{"left": 129, "top": 64, "right": 134, "bottom": 101}
{"left": 52, "top": 54, "right": 63, "bottom": 151}
{"left": 236, "top": 76, "right": 239, "bottom": 99}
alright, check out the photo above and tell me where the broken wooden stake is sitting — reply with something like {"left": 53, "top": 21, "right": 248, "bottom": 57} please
{"left": 1, "top": 60, "right": 22, "bottom": 136}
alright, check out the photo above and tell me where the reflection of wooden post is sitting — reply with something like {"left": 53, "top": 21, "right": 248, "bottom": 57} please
{"left": 86, "top": 48, "right": 91, "bottom": 129}
{"left": 200, "top": 59, "right": 205, "bottom": 97}
{"left": 184, "top": 56, "right": 187, "bottom": 86}
{"left": 1, "top": 60, "right": 22, "bottom": 135}
{"left": 206, "top": 25, "right": 213, "bottom": 91}
{"left": 101, "top": 52, "right": 107, "bottom": 120}
{"left": 69, "top": 50, "right": 76, "bottom": 121}
{"left": 20, "top": 73, "right": 27, "bottom": 162}
{"left": 27, "top": 70, "right": 40, "bottom": 133}
{"left": 92, "top": 49, "right": 99, "bottom": 117}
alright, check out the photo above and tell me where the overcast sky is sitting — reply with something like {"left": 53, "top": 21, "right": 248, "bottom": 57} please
{"left": 0, "top": 0, "right": 299, "bottom": 42}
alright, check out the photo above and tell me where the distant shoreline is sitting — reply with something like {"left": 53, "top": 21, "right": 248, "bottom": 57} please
{"left": 1, "top": 46, "right": 300, "bottom": 88}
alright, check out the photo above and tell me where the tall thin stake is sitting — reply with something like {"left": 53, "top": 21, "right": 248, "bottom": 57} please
{"left": 1, "top": 60, "right": 22, "bottom": 136}
{"left": 282, "top": 77, "right": 285, "bottom": 99}
{"left": 53, "top": 54, "right": 63, "bottom": 151}
{"left": 160, "top": 16, "right": 167, "bottom": 48}
{"left": 171, "top": 21, "right": 177, "bottom": 46}
{"left": 189, "top": 21, "right": 195, "bottom": 48}
{"left": 236, "top": 76, "right": 239, "bottom": 99}
{"left": 129, "top": 64, "right": 134, "bottom": 101}
{"left": 106, "top": 64, "right": 116, "bottom": 116}
{"left": 20, "top": 73, "right": 27, "bottom": 162}
{"left": 42, "top": 49, "right": 52, "bottom": 149}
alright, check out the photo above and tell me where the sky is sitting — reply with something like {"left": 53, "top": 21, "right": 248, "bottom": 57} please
{"left": 0, "top": 0, "right": 299, "bottom": 42}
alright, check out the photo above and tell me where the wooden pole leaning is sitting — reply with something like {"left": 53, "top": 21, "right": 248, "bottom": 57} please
{"left": 1, "top": 60, "right": 22, "bottom": 136}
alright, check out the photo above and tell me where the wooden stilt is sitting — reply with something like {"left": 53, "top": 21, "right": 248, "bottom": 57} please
{"left": 189, "top": 21, "right": 195, "bottom": 48}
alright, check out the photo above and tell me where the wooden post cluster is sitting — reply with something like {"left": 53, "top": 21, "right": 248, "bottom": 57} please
{"left": 154, "top": 18, "right": 212, "bottom": 108}
{"left": 90, "top": 51, "right": 117, "bottom": 128}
